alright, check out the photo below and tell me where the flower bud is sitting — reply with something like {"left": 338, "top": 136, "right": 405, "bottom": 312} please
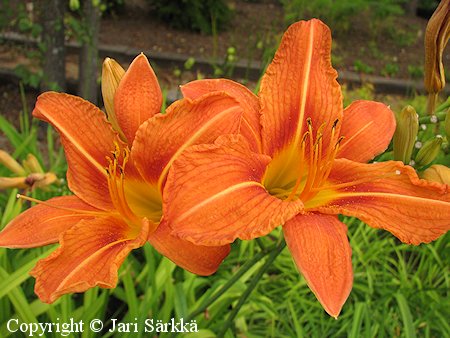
{"left": 421, "top": 164, "right": 450, "bottom": 185}
{"left": 424, "top": 0, "right": 450, "bottom": 114}
{"left": 0, "top": 177, "right": 28, "bottom": 190}
{"left": 393, "top": 105, "right": 419, "bottom": 164}
{"left": 0, "top": 150, "right": 26, "bottom": 176}
{"left": 22, "top": 154, "right": 43, "bottom": 173}
{"left": 101, "top": 57, "right": 125, "bottom": 138}
{"left": 27, "top": 172, "right": 58, "bottom": 190}
{"left": 415, "top": 135, "right": 443, "bottom": 167}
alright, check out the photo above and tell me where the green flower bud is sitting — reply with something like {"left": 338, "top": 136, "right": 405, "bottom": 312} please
{"left": 393, "top": 105, "right": 419, "bottom": 164}
{"left": 415, "top": 135, "right": 444, "bottom": 167}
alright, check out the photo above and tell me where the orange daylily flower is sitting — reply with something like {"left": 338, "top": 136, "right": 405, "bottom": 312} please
{"left": 164, "top": 20, "right": 450, "bottom": 318}
{"left": 0, "top": 54, "right": 242, "bottom": 303}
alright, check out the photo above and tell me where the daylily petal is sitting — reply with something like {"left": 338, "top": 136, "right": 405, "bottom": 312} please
{"left": 164, "top": 136, "right": 303, "bottom": 246}
{"left": 181, "top": 78, "right": 262, "bottom": 152}
{"left": 0, "top": 196, "right": 99, "bottom": 248}
{"left": 259, "top": 19, "right": 342, "bottom": 157}
{"left": 30, "top": 216, "right": 149, "bottom": 303}
{"left": 313, "top": 159, "right": 450, "bottom": 244}
{"left": 284, "top": 213, "right": 352, "bottom": 318}
{"left": 337, "top": 100, "right": 396, "bottom": 163}
{"left": 148, "top": 220, "right": 230, "bottom": 276}
{"left": 114, "top": 54, "right": 162, "bottom": 143}
{"left": 131, "top": 92, "right": 243, "bottom": 190}
{"left": 33, "top": 92, "right": 122, "bottom": 210}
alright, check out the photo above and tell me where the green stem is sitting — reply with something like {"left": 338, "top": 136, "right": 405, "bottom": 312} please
{"left": 419, "top": 111, "right": 446, "bottom": 124}
{"left": 217, "top": 240, "right": 287, "bottom": 338}
{"left": 436, "top": 97, "right": 450, "bottom": 112}
{"left": 184, "top": 243, "right": 275, "bottom": 323}
{"left": 255, "top": 238, "right": 266, "bottom": 251}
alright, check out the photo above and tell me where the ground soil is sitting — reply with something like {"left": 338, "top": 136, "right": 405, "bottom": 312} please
{"left": 99, "top": 1, "right": 445, "bottom": 79}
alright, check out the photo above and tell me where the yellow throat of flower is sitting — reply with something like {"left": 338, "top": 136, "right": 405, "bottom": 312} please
{"left": 263, "top": 118, "right": 343, "bottom": 206}
{"left": 106, "top": 143, "right": 162, "bottom": 231}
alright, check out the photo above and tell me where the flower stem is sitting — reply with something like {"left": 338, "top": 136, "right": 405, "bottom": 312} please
{"left": 217, "top": 239, "right": 287, "bottom": 338}
{"left": 418, "top": 110, "right": 446, "bottom": 124}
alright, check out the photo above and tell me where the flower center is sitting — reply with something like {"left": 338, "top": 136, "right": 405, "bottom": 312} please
{"left": 264, "top": 118, "right": 402, "bottom": 207}
{"left": 263, "top": 118, "right": 342, "bottom": 202}
{"left": 106, "top": 143, "right": 162, "bottom": 230}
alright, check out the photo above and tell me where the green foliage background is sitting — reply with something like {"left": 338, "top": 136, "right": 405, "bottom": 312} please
{"left": 0, "top": 88, "right": 448, "bottom": 337}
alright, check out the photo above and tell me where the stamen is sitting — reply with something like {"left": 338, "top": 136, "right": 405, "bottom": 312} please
{"left": 332, "top": 119, "right": 339, "bottom": 129}
{"left": 287, "top": 117, "right": 345, "bottom": 201}
{"left": 106, "top": 145, "right": 141, "bottom": 228}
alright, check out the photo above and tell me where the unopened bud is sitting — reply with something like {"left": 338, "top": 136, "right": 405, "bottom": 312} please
{"left": 393, "top": 105, "right": 419, "bottom": 164}
{"left": 101, "top": 57, "right": 125, "bottom": 138}
{"left": 22, "top": 154, "right": 43, "bottom": 173}
{"left": 415, "top": 135, "right": 444, "bottom": 167}
{"left": 27, "top": 172, "right": 58, "bottom": 190}
{"left": 424, "top": 0, "right": 450, "bottom": 114}
{"left": 421, "top": 164, "right": 450, "bottom": 185}
{"left": 0, "top": 177, "right": 28, "bottom": 190}
{"left": 0, "top": 150, "right": 26, "bottom": 176}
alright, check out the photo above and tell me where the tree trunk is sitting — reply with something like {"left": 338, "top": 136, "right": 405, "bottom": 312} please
{"left": 407, "top": 0, "right": 419, "bottom": 16}
{"left": 78, "top": 0, "right": 101, "bottom": 104}
{"left": 40, "top": 0, "right": 66, "bottom": 91}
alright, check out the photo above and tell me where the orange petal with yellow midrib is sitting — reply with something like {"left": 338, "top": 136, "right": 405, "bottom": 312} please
{"left": 30, "top": 216, "right": 149, "bottom": 303}
{"left": 0, "top": 196, "right": 100, "bottom": 248}
{"left": 314, "top": 159, "right": 450, "bottom": 244}
{"left": 181, "top": 78, "right": 262, "bottom": 152}
{"left": 33, "top": 92, "right": 122, "bottom": 211}
{"left": 259, "top": 19, "right": 343, "bottom": 158}
{"left": 337, "top": 100, "right": 396, "bottom": 163}
{"left": 164, "top": 135, "right": 303, "bottom": 246}
{"left": 114, "top": 54, "right": 162, "bottom": 143}
{"left": 283, "top": 213, "right": 353, "bottom": 318}
{"left": 131, "top": 92, "right": 243, "bottom": 190}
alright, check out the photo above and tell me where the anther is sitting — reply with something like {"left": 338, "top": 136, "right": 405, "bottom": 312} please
{"left": 316, "top": 133, "right": 323, "bottom": 144}
{"left": 332, "top": 119, "right": 339, "bottom": 129}
{"left": 336, "top": 136, "right": 345, "bottom": 147}
{"left": 302, "top": 132, "right": 310, "bottom": 144}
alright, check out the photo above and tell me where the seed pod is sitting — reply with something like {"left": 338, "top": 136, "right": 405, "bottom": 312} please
{"left": 393, "top": 105, "right": 419, "bottom": 164}
{"left": 415, "top": 135, "right": 444, "bottom": 167}
{"left": 421, "top": 164, "right": 450, "bottom": 185}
